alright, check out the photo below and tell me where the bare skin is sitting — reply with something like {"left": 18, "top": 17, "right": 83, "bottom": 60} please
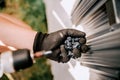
{"left": 0, "top": 13, "right": 42, "bottom": 57}
{"left": 0, "top": 13, "right": 36, "bottom": 50}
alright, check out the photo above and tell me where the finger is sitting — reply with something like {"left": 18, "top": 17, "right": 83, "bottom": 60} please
{"left": 79, "top": 37, "right": 86, "bottom": 44}
{"left": 60, "top": 45, "right": 70, "bottom": 63}
{"left": 67, "top": 29, "right": 86, "bottom": 37}
{"left": 46, "top": 49, "right": 61, "bottom": 62}
{"left": 34, "top": 51, "right": 43, "bottom": 58}
{"left": 73, "top": 48, "right": 81, "bottom": 58}
{"left": 81, "top": 45, "right": 90, "bottom": 53}
{"left": 34, "top": 51, "right": 53, "bottom": 58}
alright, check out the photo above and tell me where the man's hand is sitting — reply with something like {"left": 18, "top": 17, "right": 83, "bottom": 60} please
{"left": 33, "top": 29, "right": 88, "bottom": 63}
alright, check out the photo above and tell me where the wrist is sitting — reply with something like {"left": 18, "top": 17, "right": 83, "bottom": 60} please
{"left": 33, "top": 32, "right": 48, "bottom": 52}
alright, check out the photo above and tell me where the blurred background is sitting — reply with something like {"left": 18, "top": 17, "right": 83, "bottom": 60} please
{"left": 0, "top": 0, "right": 90, "bottom": 80}
{"left": 1, "top": 0, "right": 120, "bottom": 80}
{"left": 0, "top": 0, "right": 53, "bottom": 80}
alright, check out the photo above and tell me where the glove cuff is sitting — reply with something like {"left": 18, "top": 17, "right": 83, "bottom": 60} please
{"left": 33, "top": 32, "right": 47, "bottom": 53}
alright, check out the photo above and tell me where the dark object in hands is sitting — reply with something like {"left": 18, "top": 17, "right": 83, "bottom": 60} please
{"left": 63, "top": 37, "right": 88, "bottom": 59}
{"left": 33, "top": 29, "right": 87, "bottom": 63}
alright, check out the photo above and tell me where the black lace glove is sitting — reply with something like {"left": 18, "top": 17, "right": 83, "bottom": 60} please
{"left": 33, "top": 29, "right": 87, "bottom": 62}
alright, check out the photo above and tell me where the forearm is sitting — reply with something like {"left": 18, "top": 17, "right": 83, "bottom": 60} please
{"left": 0, "top": 13, "right": 32, "bottom": 30}
{"left": 0, "top": 15, "right": 37, "bottom": 51}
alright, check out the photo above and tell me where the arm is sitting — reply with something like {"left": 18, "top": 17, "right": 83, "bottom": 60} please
{"left": 0, "top": 13, "right": 32, "bottom": 30}
{"left": 0, "top": 14, "right": 88, "bottom": 63}
{"left": 0, "top": 14, "right": 37, "bottom": 50}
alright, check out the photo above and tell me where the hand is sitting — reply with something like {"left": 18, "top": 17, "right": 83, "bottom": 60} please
{"left": 33, "top": 29, "right": 87, "bottom": 62}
